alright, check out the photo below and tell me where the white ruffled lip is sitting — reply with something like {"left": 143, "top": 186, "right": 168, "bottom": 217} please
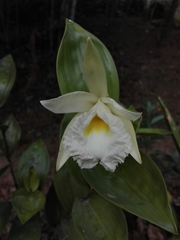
{"left": 62, "top": 100, "right": 132, "bottom": 172}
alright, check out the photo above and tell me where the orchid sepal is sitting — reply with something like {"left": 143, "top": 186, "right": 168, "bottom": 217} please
{"left": 84, "top": 38, "right": 108, "bottom": 98}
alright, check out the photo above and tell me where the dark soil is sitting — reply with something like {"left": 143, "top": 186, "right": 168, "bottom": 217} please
{"left": 1, "top": 1, "right": 180, "bottom": 239}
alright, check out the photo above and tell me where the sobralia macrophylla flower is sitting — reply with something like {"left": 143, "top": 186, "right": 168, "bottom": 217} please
{"left": 40, "top": 38, "right": 142, "bottom": 172}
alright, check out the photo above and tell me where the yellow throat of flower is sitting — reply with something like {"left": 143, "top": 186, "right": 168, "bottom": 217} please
{"left": 84, "top": 115, "right": 110, "bottom": 137}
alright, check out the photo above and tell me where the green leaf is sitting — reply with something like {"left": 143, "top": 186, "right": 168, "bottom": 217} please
{"left": 56, "top": 19, "right": 119, "bottom": 101}
{"left": 151, "top": 115, "right": 164, "bottom": 125}
{"left": 53, "top": 158, "right": 90, "bottom": 212}
{"left": 61, "top": 216, "right": 82, "bottom": 240}
{"left": 158, "top": 96, "right": 180, "bottom": 154}
{"left": 0, "top": 115, "right": 21, "bottom": 158}
{"left": 12, "top": 188, "right": 45, "bottom": 224}
{"left": 0, "top": 165, "right": 9, "bottom": 176}
{"left": 17, "top": 140, "right": 50, "bottom": 190}
{"left": 45, "top": 184, "right": 62, "bottom": 226}
{"left": 73, "top": 191, "right": 128, "bottom": 240}
{"left": 0, "top": 55, "right": 16, "bottom": 108}
{"left": 0, "top": 201, "right": 12, "bottom": 234}
{"left": 8, "top": 215, "right": 40, "bottom": 240}
{"left": 82, "top": 152, "right": 177, "bottom": 234}
{"left": 24, "top": 167, "right": 40, "bottom": 192}
{"left": 137, "top": 128, "right": 171, "bottom": 135}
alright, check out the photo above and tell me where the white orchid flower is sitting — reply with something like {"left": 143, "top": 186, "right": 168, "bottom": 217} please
{"left": 40, "top": 38, "right": 142, "bottom": 172}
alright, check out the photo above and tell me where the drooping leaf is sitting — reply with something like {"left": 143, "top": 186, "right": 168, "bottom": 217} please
{"left": 0, "top": 201, "right": 12, "bottom": 234}
{"left": 0, "top": 115, "right": 21, "bottom": 158}
{"left": 45, "top": 184, "right": 62, "bottom": 226}
{"left": 158, "top": 96, "right": 180, "bottom": 154}
{"left": 137, "top": 128, "right": 171, "bottom": 135}
{"left": 8, "top": 215, "right": 40, "bottom": 240}
{"left": 12, "top": 188, "right": 45, "bottom": 224}
{"left": 56, "top": 19, "right": 119, "bottom": 101}
{"left": 0, "top": 55, "right": 16, "bottom": 108}
{"left": 82, "top": 152, "right": 177, "bottom": 234}
{"left": 17, "top": 140, "right": 50, "bottom": 189}
{"left": 53, "top": 158, "right": 90, "bottom": 212}
{"left": 73, "top": 191, "right": 128, "bottom": 240}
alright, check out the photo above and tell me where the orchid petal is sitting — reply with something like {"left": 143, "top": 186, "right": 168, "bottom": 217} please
{"left": 102, "top": 97, "right": 141, "bottom": 121}
{"left": 121, "top": 118, "right": 142, "bottom": 164}
{"left": 84, "top": 38, "right": 107, "bottom": 98}
{"left": 40, "top": 91, "right": 98, "bottom": 114}
{"left": 56, "top": 146, "right": 69, "bottom": 171}
{"left": 56, "top": 114, "right": 80, "bottom": 170}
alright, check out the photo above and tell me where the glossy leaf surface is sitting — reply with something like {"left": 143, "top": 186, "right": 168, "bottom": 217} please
{"left": 8, "top": 215, "right": 40, "bottom": 240}
{"left": 17, "top": 140, "right": 50, "bottom": 189}
{"left": 82, "top": 152, "right": 177, "bottom": 234}
{"left": 0, "top": 201, "right": 12, "bottom": 234}
{"left": 12, "top": 188, "right": 45, "bottom": 224}
{"left": 0, "top": 115, "right": 21, "bottom": 157}
{"left": 56, "top": 19, "right": 119, "bottom": 101}
{"left": 73, "top": 191, "right": 128, "bottom": 240}
{"left": 0, "top": 55, "right": 16, "bottom": 107}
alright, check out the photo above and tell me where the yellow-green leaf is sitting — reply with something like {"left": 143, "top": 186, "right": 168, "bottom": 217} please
{"left": 12, "top": 188, "right": 45, "bottom": 224}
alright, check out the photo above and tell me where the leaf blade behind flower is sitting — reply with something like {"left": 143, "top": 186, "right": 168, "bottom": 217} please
{"left": 82, "top": 152, "right": 177, "bottom": 234}
{"left": 56, "top": 19, "right": 119, "bottom": 101}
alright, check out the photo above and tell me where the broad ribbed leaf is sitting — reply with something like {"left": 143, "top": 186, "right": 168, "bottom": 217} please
{"left": 0, "top": 55, "right": 16, "bottom": 107}
{"left": 0, "top": 201, "right": 12, "bottom": 234}
{"left": 82, "top": 152, "right": 177, "bottom": 234}
{"left": 8, "top": 215, "right": 40, "bottom": 240}
{"left": 73, "top": 191, "right": 128, "bottom": 240}
{"left": 56, "top": 19, "right": 119, "bottom": 101}
{"left": 137, "top": 128, "right": 171, "bottom": 135}
{"left": 17, "top": 140, "right": 50, "bottom": 189}
{"left": 53, "top": 158, "right": 90, "bottom": 211}
{"left": 158, "top": 96, "right": 180, "bottom": 154}
{"left": 0, "top": 115, "right": 21, "bottom": 157}
{"left": 12, "top": 188, "right": 45, "bottom": 224}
